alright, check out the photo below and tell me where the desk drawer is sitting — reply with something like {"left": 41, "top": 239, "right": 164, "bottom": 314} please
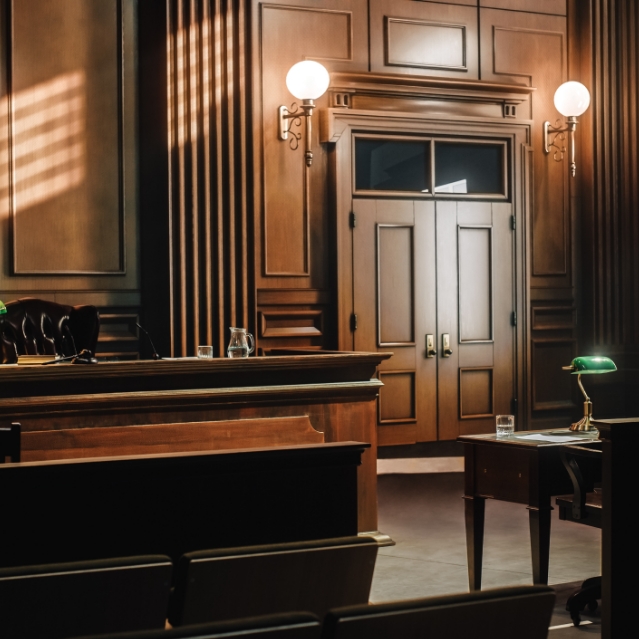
{"left": 473, "top": 446, "right": 530, "bottom": 504}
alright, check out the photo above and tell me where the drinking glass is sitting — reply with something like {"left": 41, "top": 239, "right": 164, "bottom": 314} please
{"left": 197, "top": 345, "right": 213, "bottom": 359}
{"left": 496, "top": 414, "right": 515, "bottom": 437}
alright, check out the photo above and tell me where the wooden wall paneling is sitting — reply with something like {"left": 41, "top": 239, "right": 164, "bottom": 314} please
{"left": 95, "top": 310, "right": 140, "bottom": 360}
{"left": 253, "top": 0, "right": 368, "bottom": 289}
{"left": 480, "top": 8, "right": 571, "bottom": 290}
{"left": 480, "top": 0, "right": 567, "bottom": 16}
{"left": 256, "top": 288, "right": 332, "bottom": 350}
{"left": 0, "top": 0, "right": 139, "bottom": 298}
{"left": 531, "top": 337, "right": 575, "bottom": 411}
{"left": 370, "top": 0, "right": 479, "bottom": 79}
{"left": 164, "top": 0, "right": 253, "bottom": 357}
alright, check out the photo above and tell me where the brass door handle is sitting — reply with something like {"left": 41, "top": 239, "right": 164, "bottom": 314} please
{"left": 442, "top": 333, "right": 453, "bottom": 357}
{"left": 426, "top": 334, "right": 437, "bottom": 358}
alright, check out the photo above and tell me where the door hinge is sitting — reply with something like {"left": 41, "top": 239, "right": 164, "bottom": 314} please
{"left": 511, "top": 311, "right": 517, "bottom": 326}
{"left": 350, "top": 313, "right": 358, "bottom": 331}
{"left": 350, "top": 212, "right": 357, "bottom": 228}
{"left": 510, "top": 215, "right": 516, "bottom": 230}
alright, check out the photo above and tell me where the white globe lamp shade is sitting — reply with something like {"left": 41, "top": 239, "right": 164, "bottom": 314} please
{"left": 554, "top": 81, "right": 591, "bottom": 117}
{"left": 285, "top": 61, "right": 330, "bottom": 101}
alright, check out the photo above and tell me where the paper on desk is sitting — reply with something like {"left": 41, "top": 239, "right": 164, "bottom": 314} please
{"left": 517, "top": 434, "right": 591, "bottom": 443}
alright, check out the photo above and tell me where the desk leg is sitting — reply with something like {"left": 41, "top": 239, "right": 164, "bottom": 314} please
{"left": 464, "top": 495, "right": 485, "bottom": 591}
{"left": 528, "top": 506, "right": 551, "bottom": 585}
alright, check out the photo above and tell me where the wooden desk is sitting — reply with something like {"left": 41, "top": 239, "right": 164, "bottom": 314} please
{"left": 458, "top": 429, "right": 599, "bottom": 590}
{"left": 0, "top": 442, "right": 367, "bottom": 570}
{"left": 0, "top": 353, "right": 390, "bottom": 535}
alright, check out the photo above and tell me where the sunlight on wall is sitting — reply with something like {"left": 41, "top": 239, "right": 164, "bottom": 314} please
{"left": 168, "top": 19, "right": 213, "bottom": 149}
{"left": 0, "top": 70, "right": 86, "bottom": 215}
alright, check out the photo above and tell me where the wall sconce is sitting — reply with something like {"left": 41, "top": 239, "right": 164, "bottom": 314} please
{"left": 562, "top": 356, "right": 617, "bottom": 431}
{"left": 544, "top": 81, "right": 591, "bottom": 177}
{"left": 278, "top": 60, "right": 330, "bottom": 167}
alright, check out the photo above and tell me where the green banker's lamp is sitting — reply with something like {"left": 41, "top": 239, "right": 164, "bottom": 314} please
{"left": 562, "top": 356, "right": 617, "bottom": 431}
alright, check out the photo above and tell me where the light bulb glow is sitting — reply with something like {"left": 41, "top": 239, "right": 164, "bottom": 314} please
{"left": 554, "top": 81, "right": 590, "bottom": 117}
{"left": 285, "top": 61, "right": 330, "bottom": 101}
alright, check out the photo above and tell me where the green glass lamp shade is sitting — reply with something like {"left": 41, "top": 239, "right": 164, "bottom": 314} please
{"left": 0, "top": 300, "right": 6, "bottom": 315}
{"left": 565, "top": 355, "right": 617, "bottom": 374}
{"left": 562, "top": 355, "right": 616, "bottom": 431}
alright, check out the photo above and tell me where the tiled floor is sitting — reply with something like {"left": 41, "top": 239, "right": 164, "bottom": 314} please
{"left": 370, "top": 472, "right": 602, "bottom": 636}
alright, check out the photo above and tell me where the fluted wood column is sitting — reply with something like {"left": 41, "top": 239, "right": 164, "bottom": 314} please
{"left": 166, "top": 0, "right": 252, "bottom": 357}
{"left": 586, "top": 0, "right": 639, "bottom": 349}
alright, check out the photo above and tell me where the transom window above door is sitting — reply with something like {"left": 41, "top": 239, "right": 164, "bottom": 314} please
{"left": 353, "top": 135, "right": 508, "bottom": 199}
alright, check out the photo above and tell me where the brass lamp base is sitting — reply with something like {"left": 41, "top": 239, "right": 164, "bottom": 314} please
{"left": 569, "top": 400, "right": 598, "bottom": 432}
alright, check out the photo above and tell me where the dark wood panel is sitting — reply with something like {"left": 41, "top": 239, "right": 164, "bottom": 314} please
{"left": 378, "top": 371, "right": 416, "bottom": 423}
{"left": 480, "top": 8, "right": 570, "bottom": 287}
{"left": 377, "top": 225, "right": 414, "bottom": 345}
{"left": 257, "top": 289, "right": 331, "bottom": 305}
{"left": 96, "top": 310, "right": 140, "bottom": 360}
{"left": 531, "top": 338, "right": 575, "bottom": 411}
{"left": 0, "top": 443, "right": 365, "bottom": 569}
{"left": 259, "top": 310, "right": 323, "bottom": 339}
{"left": 257, "top": 0, "right": 368, "bottom": 283}
{"left": 458, "top": 226, "right": 492, "bottom": 342}
{"left": 459, "top": 367, "right": 494, "bottom": 418}
{"left": 9, "top": 0, "right": 123, "bottom": 274}
{"left": 21, "top": 416, "right": 324, "bottom": 461}
{"left": 480, "top": 0, "right": 566, "bottom": 15}
{"left": 531, "top": 305, "right": 575, "bottom": 330}
{"left": 370, "top": 0, "right": 479, "bottom": 78}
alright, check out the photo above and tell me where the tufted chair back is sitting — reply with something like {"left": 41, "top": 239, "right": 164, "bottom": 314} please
{"left": 0, "top": 298, "right": 100, "bottom": 364}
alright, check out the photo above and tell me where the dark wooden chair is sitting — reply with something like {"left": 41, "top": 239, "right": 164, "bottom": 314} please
{"left": 555, "top": 442, "right": 603, "bottom": 626}
{"left": 321, "top": 585, "right": 556, "bottom": 639}
{"left": 0, "top": 297, "right": 100, "bottom": 363}
{"left": 0, "top": 422, "right": 20, "bottom": 463}
{"left": 0, "top": 555, "right": 172, "bottom": 639}
{"left": 168, "top": 536, "right": 378, "bottom": 627}
{"left": 71, "top": 613, "right": 321, "bottom": 639}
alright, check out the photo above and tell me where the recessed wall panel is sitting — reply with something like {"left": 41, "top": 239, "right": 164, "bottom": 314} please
{"left": 379, "top": 371, "right": 416, "bottom": 423}
{"left": 386, "top": 18, "right": 466, "bottom": 70}
{"left": 460, "top": 368, "right": 494, "bottom": 418}
{"left": 9, "top": 0, "right": 123, "bottom": 273}
{"left": 458, "top": 226, "right": 493, "bottom": 342}
{"left": 377, "top": 225, "right": 414, "bottom": 345}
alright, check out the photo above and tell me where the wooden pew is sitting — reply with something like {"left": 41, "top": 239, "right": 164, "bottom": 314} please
{"left": 0, "top": 442, "right": 367, "bottom": 570}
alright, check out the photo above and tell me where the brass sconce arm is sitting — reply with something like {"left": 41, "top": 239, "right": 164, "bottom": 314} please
{"left": 544, "top": 116, "right": 579, "bottom": 177}
{"left": 278, "top": 99, "right": 316, "bottom": 167}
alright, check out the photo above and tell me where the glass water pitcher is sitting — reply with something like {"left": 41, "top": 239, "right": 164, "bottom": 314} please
{"left": 227, "top": 327, "right": 254, "bottom": 358}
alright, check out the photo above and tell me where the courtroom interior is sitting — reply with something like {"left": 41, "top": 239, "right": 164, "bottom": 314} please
{"left": 0, "top": 1, "right": 637, "bottom": 638}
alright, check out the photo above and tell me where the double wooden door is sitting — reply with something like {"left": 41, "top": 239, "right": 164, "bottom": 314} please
{"left": 352, "top": 198, "right": 516, "bottom": 444}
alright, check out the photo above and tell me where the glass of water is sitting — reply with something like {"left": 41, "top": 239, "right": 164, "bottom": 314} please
{"left": 496, "top": 414, "right": 515, "bottom": 437}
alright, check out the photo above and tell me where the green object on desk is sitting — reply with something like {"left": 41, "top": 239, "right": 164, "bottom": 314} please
{"left": 566, "top": 356, "right": 617, "bottom": 374}
{"left": 562, "top": 355, "right": 617, "bottom": 432}
{"left": 0, "top": 300, "right": 6, "bottom": 315}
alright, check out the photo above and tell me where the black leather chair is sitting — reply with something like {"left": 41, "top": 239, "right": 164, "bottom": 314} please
{"left": 0, "top": 422, "right": 20, "bottom": 463}
{"left": 321, "top": 585, "right": 556, "bottom": 639}
{"left": 168, "top": 536, "right": 378, "bottom": 627}
{"left": 555, "top": 443, "right": 603, "bottom": 626}
{"left": 71, "top": 613, "right": 322, "bottom": 639}
{"left": 0, "top": 555, "right": 172, "bottom": 639}
{"left": 0, "top": 297, "right": 100, "bottom": 364}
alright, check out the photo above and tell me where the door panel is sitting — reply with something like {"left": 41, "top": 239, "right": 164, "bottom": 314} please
{"left": 353, "top": 198, "right": 514, "bottom": 443}
{"left": 353, "top": 199, "right": 437, "bottom": 444}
